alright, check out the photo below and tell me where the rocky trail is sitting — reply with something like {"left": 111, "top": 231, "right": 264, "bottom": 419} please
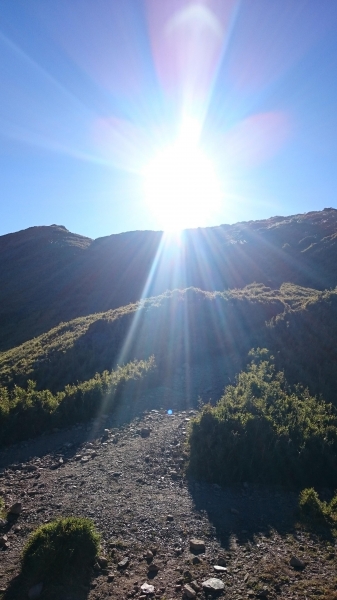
{"left": 1, "top": 400, "right": 337, "bottom": 600}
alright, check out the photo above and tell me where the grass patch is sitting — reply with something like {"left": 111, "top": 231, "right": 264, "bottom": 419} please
{"left": 0, "top": 496, "right": 5, "bottom": 518}
{"left": 22, "top": 517, "right": 100, "bottom": 584}
{"left": 188, "top": 349, "right": 337, "bottom": 487}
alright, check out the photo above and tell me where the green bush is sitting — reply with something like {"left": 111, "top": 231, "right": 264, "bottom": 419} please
{"left": 298, "top": 488, "right": 327, "bottom": 521}
{"left": 22, "top": 517, "right": 100, "bottom": 583}
{"left": 298, "top": 487, "right": 337, "bottom": 527}
{"left": 0, "top": 356, "right": 155, "bottom": 446}
{"left": 188, "top": 349, "right": 337, "bottom": 487}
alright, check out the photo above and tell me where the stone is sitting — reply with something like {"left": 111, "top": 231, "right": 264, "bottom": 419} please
{"left": 290, "top": 556, "right": 305, "bottom": 569}
{"left": 214, "top": 566, "right": 227, "bottom": 573}
{"left": 190, "top": 581, "right": 201, "bottom": 593}
{"left": 184, "top": 584, "right": 196, "bottom": 598}
{"left": 98, "top": 556, "right": 108, "bottom": 568}
{"left": 202, "top": 578, "right": 225, "bottom": 592}
{"left": 141, "top": 583, "right": 155, "bottom": 595}
{"left": 28, "top": 582, "right": 43, "bottom": 599}
{"left": 217, "top": 557, "right": 226, "bottom": 567}
{"left": 190, "top": 538, "right": 205, "bottom": 553}
{"left": 0, "top": 535, "right": 8, "bottom": 547}
{"left": 118, "top": 557, "right": 130, "bottom": 569}
{"left": 146, "top": 550, "right": 154, "bottom": 560}
{"left": 192, "top": 556, "right": 202, "bottom": 565}
{"left": 9, "top": 502, "right": 22, "bottom": 515}
{"left": 166, "top": 514, "right": 174, "bottom": 521}
{"left": 148, "top": 563, "right": 159, "bottom": 573}
{"left": 141, "top": 428, "right": 151, "bottom": 438}
{"left": 107, "top": 573, "right": 115, "bottom": 582}
{"left": 24, "top": 465, "right": 38, "bottom": 472}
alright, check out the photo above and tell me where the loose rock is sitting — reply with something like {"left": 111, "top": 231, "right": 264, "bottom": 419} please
{"left": 141, "top": 583, "right": 155, "bottom": 595}
{"left": 148, "top": 563, "right": 159, "bottom": 573}
{"left": 214, "top": 565, "right": 227, "bottom": 573}
{"left": 98, "top": 556, "right": 108, "bottom": 568}
{"left": 9, "top": 502, "right": 22, "bottom": 515}
{"left": 184, "top": 584, "right": 196, "bottom": 598}
{"left": 190, "top": 581, "right": 201, "bottom": 592}
{"left": 290, "top": 556, "right": 305, "bottom": 569}
{"left": 118, "top": 557, "right": 130, "bottom": 569}
{"left": 202, "top": 578, "right": 225, "bottom": 592}
{"left": 190, "top": 538, "right": 205, "bottom": 553}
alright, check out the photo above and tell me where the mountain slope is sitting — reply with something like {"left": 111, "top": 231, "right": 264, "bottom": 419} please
{"left": 1, "top": 283, "right": 336, "bottom": 404}
{"left": 1, "top": 208, "right": 337, "bottom": 351}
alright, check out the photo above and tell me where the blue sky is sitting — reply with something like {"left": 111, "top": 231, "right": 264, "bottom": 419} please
{"left": 1, "top": 0, "right": 337, "bottom": 238}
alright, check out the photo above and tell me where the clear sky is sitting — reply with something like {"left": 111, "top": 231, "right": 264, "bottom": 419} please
{"left": 1, "top": 0, "right": 337, "bottom": 238}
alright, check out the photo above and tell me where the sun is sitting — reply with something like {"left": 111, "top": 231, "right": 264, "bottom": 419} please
{"left": 142, "top": 118, "right": 222, "bottom": 231}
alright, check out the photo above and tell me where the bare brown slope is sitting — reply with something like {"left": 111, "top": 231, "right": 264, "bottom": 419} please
{"left": 1, "top": 208, "right": 337, "bottom": 350}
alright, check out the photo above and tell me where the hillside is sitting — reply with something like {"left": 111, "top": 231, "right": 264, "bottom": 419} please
{"left": 1, "top": 282, "right": 337, "bottom": 407}
{"left": 1, "top": 211, "right": 337, "bottom": 599}
{"left": 2, "top": 208, "right": 337, "bottom": 351}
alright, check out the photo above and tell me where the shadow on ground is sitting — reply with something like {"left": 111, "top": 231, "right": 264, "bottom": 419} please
{"left": 2, "top": 574, "right": 92, "bottom": 600}
{"left": 0, "top": 360, "right": 223, "bottom": 470}
{"left": 188, "top": 478, "right": 336, "bottom": 548}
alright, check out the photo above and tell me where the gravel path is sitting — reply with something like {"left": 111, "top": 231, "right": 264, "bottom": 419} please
{"left": 0, "top": 405, "right": 337, "bottom": 600}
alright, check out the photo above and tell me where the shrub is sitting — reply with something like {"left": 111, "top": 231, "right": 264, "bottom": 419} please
{"left": 298, "top": 488, "right": 327, "bottom": 521}
{"left": 188, "top": 349, "right": 337, "bottom": 487}
{"left": 298, "top": 487, "right": 337, "bottom": 528}
{"left": 0, "top": 356, "right": 155, "bottom": 446}
{"left": 22, "top": 517, "right": 100, "bottom": 583}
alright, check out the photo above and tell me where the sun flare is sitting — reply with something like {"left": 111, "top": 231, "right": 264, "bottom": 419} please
{"left": 142, "top": 118, "right": 222, "bottom": 231}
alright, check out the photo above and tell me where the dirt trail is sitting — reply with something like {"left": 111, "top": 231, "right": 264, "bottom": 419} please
{"left": 0, "top": 399, "right": 337, "bottom": 600}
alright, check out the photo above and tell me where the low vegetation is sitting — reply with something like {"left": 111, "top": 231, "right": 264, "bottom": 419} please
{"left": 299, "top": 488, "right": 337, "bottom": 525}
{"left": 21, "top": 517, "right": 100, "bottom": 583}
{"left": 188, "top": 349, "right": 337, "bottom": 488}
{"left": 0, "top": 284, "right": 329, "bottom": 394}
{"left": 0, "top": 356, "right": 155, "bottom": 447}
{"left": 0, "top": 496, "right": 5, "bottom": 518}
{"left": 1, "top": 284, "right": 337, "bottom": 452}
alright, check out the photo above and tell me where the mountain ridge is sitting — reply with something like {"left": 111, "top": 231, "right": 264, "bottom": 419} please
{"left": 1, "top": 207, "right": 337, "bottom": 351}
